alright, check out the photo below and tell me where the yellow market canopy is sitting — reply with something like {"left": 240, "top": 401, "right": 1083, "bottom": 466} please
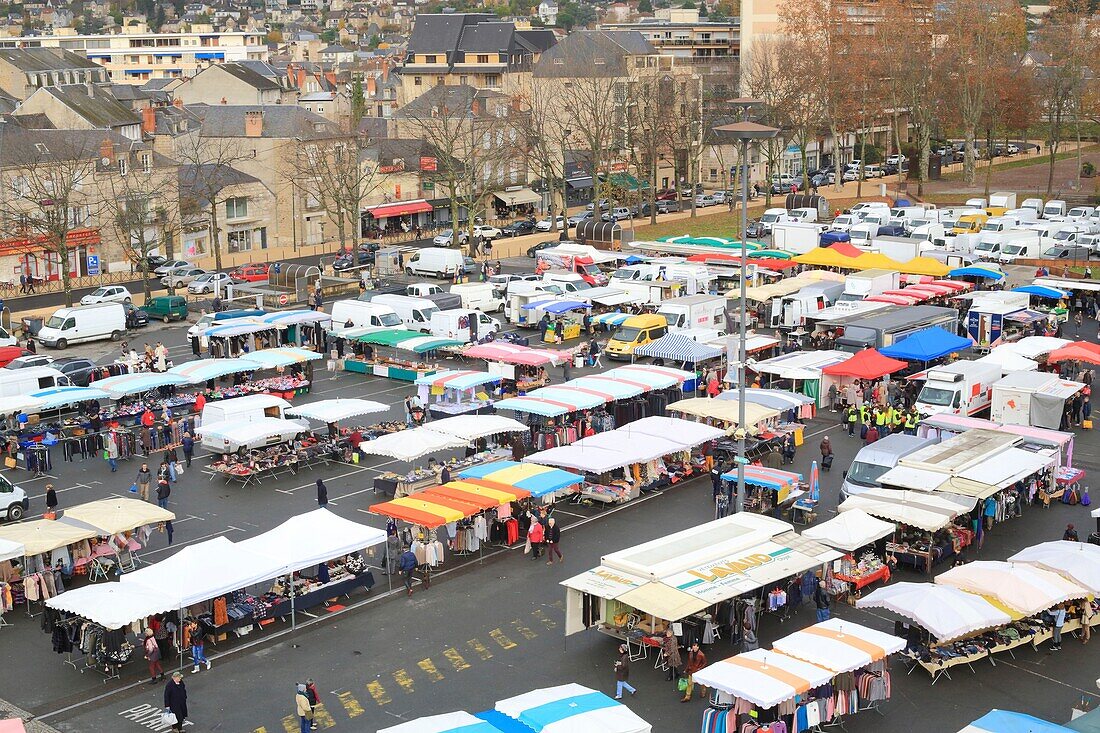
{"left": 0, "top": 519, "right": 99, "bottom": 556}
{"left": 61, "top": 498, "right": 175, "bottom": 536}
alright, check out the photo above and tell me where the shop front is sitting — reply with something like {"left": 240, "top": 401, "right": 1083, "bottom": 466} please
{"left": 362, "top": 200, "right": 435, "bottom": 236}
{"left": 0, "top": 228, "right": 102, "bottom": 283}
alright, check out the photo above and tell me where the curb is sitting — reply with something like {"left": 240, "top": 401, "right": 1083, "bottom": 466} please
{"left": 0, "top": 697, "right": 64, "bottom": 733}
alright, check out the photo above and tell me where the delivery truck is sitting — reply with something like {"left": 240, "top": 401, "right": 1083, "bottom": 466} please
{"left": 990, "top": 371, "right": 1085, "bottom": 428}
{"left": 835, "top": 305, "right": 958, "bottom": 352}
{"left": 772, "top": 281, "right": 845, "bottom": 329}
{"left": 986, "top": 192, "right": 1017, "bottom": 217}
{"left": 429, "top": 309, "right": 501, "bottom": 343}
{"left": 965, "top": 292, "right": 1031, "bottom": 348}
{"left": 772, "top": 221, "right": 826, "bottom": 255}
{"left": 914, "top": 361, "right": 1002, "bottom": 417}
{"left": 535, "top": 250, "right": 609, "bottom": 285}
{"left": 656, "top": 295, "right": 727, "bottom": 331}
{"left": 866, "top": 235, "right": 930, "bottom": 262}
{"left": 837, "top": 269, "right": 901, "bottom": 303}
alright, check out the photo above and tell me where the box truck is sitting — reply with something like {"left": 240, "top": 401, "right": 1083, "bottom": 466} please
{"left": 835, "top": 305, "right": 958, "bottom": 352}
{"left": 995, "top": 232, "right": 1043, "bottom": 264}
{"left": 656, "top": 295, "right": 727, "bottom": 331}
{"left": 772, "top": 282, "right": 845, "bottom": 329}
{"left": 914, "top": 361, "right": 1002, "bottom": 417}
{"left": 429, "top": 309, "right": 501, "bottom": 343}
{"left": 535, "top": 250, "right": 609, "bottom": 285}
{"left": 991, "top": 371, "right": 1085, "bottom": 428}
{"left": 986, "top": 192, "right": 1017, "bottom": 217}
{"left": 965, "top": 293, "right": 1030, "bottom": 348}
{"left": 837, "top": 269, "right": 901, "bottom": 303}
{"left": 772, "top": 221, "right": 826, "bottom": 255}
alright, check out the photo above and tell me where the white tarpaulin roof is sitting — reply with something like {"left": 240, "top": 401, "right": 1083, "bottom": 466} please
{"left": 196, "top": 417, "right": 307, "bottom": 446}
{"left": 526, "top": 444, "right": 635, "bottom": 473}
{"left": 955, "top": 448, "right": 1054, "bottom": 491}
{"left": 568, "top": 431, "right": 685, "bottom": 462}
{"left": 121, "top": 536, "right": 284, "bottom": 608}
{"left": 614, "top": 416, "right": 725, "bottom": 446}
{"left": 561, "top": 566, "right": 649, "bottom": 601}
{"left": 377, "top": 711, "right": 501, "bottom": 733}
{"left": 236, "top": 509, "right": 385, "bottom": 574}
{"left": 61, "top": 498, "right": 174, "bottom": 535}
{"left": 285, "top": 398, "right": 388, "bottom": 423}
{"left": 495, "top": 684, "right": 651, "bottom": 733}
{"left": 421, "top": 414, "right": 528, "bottom": 441}
{"left": 45, "top": 584, "right": 177, "bottom": 630}
{"left": 856, "top": 582, "right": 1012, "bottom": 642}
{"left": 359, "top": 427, "right": 466, "bottom": 462}
{"left": 996, "top": 336, "right": 1070, "bottom": 359}
{"left": 838, "top": 488, "right": 976, "bottom": 532}
{"left": 935, "top": 561, "right": 1088, "bottom": 617}
{"left": 801, "top": 509, "right": 895, "bottom": 552}
{"left": 0, "top": 395, "right": 44, "bottom": 414}
{"left": 1009, "top": 541, "right": 1100, "bottom": 594}
{"left": 975, "top": 350, "right": 1039, "bottom": 374}
{"left": 770, "top": 618, "right": 905, "bottom": 674}
{"left": 0, "top": 537, "right": 24, "bottom": 563}
{"left": 752, "top": 350, "right": 851, "bottom": 380}
{"left": 692, "top": 649, "right": 835, "bottom": 709}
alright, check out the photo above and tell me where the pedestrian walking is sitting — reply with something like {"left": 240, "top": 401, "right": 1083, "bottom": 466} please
{"left": 295, "top": 683, "right": 313, "bottom": 733}
{"left": 741, "top": 619, "right": 759, "bottom": 653}
{"left": 527, "top": 515, "right": 544, "bottom": 560}
{"left": 399, "top": 546, "right": 418, "bottom": 596}
{"left": 305, "top": 679, "right": 320, "bottom": 729}
{"left": 545, "top": 516, "right": 563, "bottom": 564}
{"left": 814, "top": 580, "right": 831, "bottom": 622}
{"left": 156, "top": 479, "right": 171, "bottom": 510}
{"left": 144, "top": 628, "right": 163, "bottom": 684}
{"left": 45, "top": 483, "right": 58, "bottom": 514}
{"left": 1051, "top": 604, "right": 1067, "bottom": 651}
{"left": 681, "top": 643, "right": 708, "bottom": 702}
{"left": 165, "top": 519, "right": 174, "bottom": 545}
{"left": 1064, "top": 523, "right": 1080, "bottom": 541}
{"left": 661, "top": 627, "right": 681, "bottom": 682}
{"left": 1075, "top": 311, "right": 1083, "bottom": 337}
{"left": 316, "top": 478, "right": 328, "bottom": 508}
{"left": 107, "top": 433, "right": 119, "bottom": 472}
{"left": 185, "top": 618, "right": 210, "bottom": 673}
{"left": 166, "top": 445, "right": 179, "bottom": 482}
{"left": 614, "top": 645, "right": 636, "bottom": 699}
{"left": 18, "top": 273, "right": 26, "bottom": 294}
{"left": 163, "top": 672, "right": 187, "bottom": 732}
{"left": 819, "top": 435, "right": 833, "bottom": 471}
{"left": 181, "top": 433, "right": 194, "bottom": 467}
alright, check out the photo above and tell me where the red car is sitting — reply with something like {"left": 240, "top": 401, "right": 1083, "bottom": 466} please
{"left": 230, "top": 264, "right": 270, "bottom": 282}
{"left": 655, "top": 189, "right": 678, "bottom": 201}
{"left": 0, "top": 346, "right": 30, "bottom": 368}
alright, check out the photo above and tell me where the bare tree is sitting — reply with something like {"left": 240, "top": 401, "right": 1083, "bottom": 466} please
{"left": 1032, "top": 10, "right": 1092, "bottom": 195}
{"left": 173, "top": 135, "right": 253, "bottom": 271}
{"left": 740, "top": 38, "right": 794, "bottom": 205}
{"left": 514, "top": 82, "right": 572, "bottom": 231}
{"left": 625, "top": 68, "right": 677, "bottom": 224}
{"left": 0, "top": 130, "right": 110, "bottom": 307}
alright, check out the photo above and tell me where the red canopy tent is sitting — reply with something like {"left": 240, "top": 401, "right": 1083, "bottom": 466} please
{"left": 1047, "top": 342, "right": 1100, "bottom": 364}
{"left": 829, "top": 242, "right": 864, "bottom": 258}
{"left": 821, "top": 349, "right": 908, "bottom": 379}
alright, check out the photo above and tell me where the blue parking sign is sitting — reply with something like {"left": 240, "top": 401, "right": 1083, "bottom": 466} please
{"left": 86, "top": 255, "right": 100, "bottom": 275}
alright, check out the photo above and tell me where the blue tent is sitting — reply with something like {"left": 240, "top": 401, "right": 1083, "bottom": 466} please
{"left": 949, "top": 266, "right": 1004, "bottom": 280}
{"left": 879, "top": 326, "right": 971, "bottom": 361}
{"left": 1013, "top": 285, "right": 1070, "bottom": 300}
{"left": 819, "top": 231, "right": 851, "bottom": 246}
{"left": 965, "top": 709, "right": 1075, "bottom": 733}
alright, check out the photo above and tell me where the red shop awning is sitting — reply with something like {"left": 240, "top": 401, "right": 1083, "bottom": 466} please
{"left": 366, "top": 200, "right": 433, "bottom": 218}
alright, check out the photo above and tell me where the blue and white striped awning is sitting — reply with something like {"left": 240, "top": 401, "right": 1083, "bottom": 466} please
{"left": 592, "top": 312, "right": 630, "bottom": 327}
{"left": 93, "top": 372, "right": 190, "bottom": 398}
{"left": 494, "top": 684, "right": 651, "bottom": 733}
{"left": 634, "top": 332, "right": 722, "bottom": 362}
{"left": 168, "top": 358, "right": 259, "bottom": 384}
{"left": 602, "top": 365, "right": 692, "bottom": 389}
{"left": 29, "top": 386, "right": 112, "bottom": 410}
{"left": 377, "top": 711, "right": 506, "bottom": 733}
{"left": 201, "top": 321, "right": 280, "bottom": 338}
{"left": 241, "top": 347, "right": 324, "bottom": 369}
{"left": 566, "top": 376, "right": 644, "bottom": 399}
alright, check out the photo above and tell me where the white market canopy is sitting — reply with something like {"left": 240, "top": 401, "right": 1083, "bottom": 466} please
{"left": 236, "top": 509, "right": 386, "bottom": 574}
{"left": 195, "top": 417, "right": 307, "bottom": 447}
{"left": 801, "top": 509, "right": 895, "bottom": 552}
{"left": 495, "top": 684, "right": 651, "bottom": 733}
{"left": 0, "top": 395, "right": 44, "bottom": 415}
{"left": 527, "top": 416, "right": 720, "bottom": 473}
{"left": 286, "top": 398, "right": 389, "bottom": 423}
{"left": 752, "top": 350, "right": 852, "bottom": 380}
{"left": 996, "top": 335, "right": 1071, "bottom": 360}
{"left": 935, "top": 561, "right": 1088, "bottom": 617}
{"left": 377, "top": 711, "right": 503, "bottom": 733}
{"left": 770, "top": 618, "right": 905, "bottom": 674}
{"left": 241, "top": 346, "right": 325, "bottom": 368}
{"left": 359, "top": 427, "right": 466, "bottom": 462}
{"left": 692, "top": 648, "right": 835, "bottom": 709}
{"left": 1008, "top": 541, "right": 1100, "bottom": 595}
{"left": 975, "top": 350, "right": 1039, "bottom": 374}
{"left": 168, "top": 357, "right": 261, "bottom": 384}
{"left": 666, "top": 397, "right": 780, "bottom": 428}
{"left": 525, "top": 444, "right": 633, "bottom": 474}
{"left": 61, "top": 498, "right": 175, "bottom": 536}
{"left": 838, "top": 488, "right": 976, "bottom": 532}
{"left": 614, "top": 416, "right": 725, "bottom": 446}
{"left": 45, "top": 584, "right": 177, "bottom": 630}
{"left": 0, "top": 518, "right": 99, "bottom": 556}
{"left": 91, "top": 372, "right": 190, "bottom": 398}
{"left": 856, "top": 583, "right": 1012, "bottom": 642}
{"left": 421, "top": 414, "right": 528, "bottom": 442}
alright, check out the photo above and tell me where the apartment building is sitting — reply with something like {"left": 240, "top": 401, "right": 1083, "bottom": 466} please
{"left": 0, "top": 30, "right": 269, "bottom": 85}
{"left": 604, "top": 9, "right": 740, "bottom": 63}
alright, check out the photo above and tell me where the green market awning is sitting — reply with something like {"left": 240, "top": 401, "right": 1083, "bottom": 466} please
{"left": 602, "top": 173, "right": 650, "bottom": 191}
{"left": 358, "top": 329, "right": 462, "bottom": 353}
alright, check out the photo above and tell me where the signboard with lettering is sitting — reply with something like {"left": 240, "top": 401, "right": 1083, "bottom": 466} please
{"left": 562, "top": 567, "right": 647, "bottom": 600}
{"left": 86, "top": 254, "right": 100, "bottom": 275}
{"left": 665, "top": 541, "right": 821, "bottom": 604}
{"left": 419, "top": 156, "right": 438, "bottom": 172}
{"left": 379, "top": 160, "right": 405, "bottom": 174}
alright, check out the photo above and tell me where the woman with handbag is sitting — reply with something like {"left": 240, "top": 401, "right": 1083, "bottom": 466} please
{"left": 163, "top": 672, "right": 187, "bottom": 733}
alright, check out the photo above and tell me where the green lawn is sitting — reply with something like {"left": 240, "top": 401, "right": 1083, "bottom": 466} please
{"left": 941, "top": 144, "right": 1098, "bottom": 181}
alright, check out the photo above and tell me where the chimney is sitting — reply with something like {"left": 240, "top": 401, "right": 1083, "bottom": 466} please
{"left": 381, "top": 59, "right": 389, "bottom": 83}
{"left": 173, "top": 97, "right": 183, "bottom": 108}
{"left": 511, "top": 95, "right": 521, "bottom": 112}
{"left": 471, "top": 97, "right": 482, "bottom": 116}
{"left": 366, "top": 75, "right": 376, "bottom": 95}
{"left": 297, "top": 67, "right": 306, "bottom": 89}
{"left": 324, "top": 71, "right": 336, "bottom": 87}
{"left": 244, "top": 109, "right": 263, "bottom": 138}
{"left": 100, "top": 138, "right": 115, "bottom": 164}
{"left": 86, "top": 82, "right": 95, "bottom": 98}
{"left": 141, "top": 106, "right": 156, "bottom": 135}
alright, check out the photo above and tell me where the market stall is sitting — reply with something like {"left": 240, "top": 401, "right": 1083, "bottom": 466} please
{"left": 750, "top": 350, "right": 852, "bottom": 407}
{"left": 285, "top": 398, "right": 388, "bottom": 426}
{"left": 634, "top": 332, "right": 722, "bottom": 372}
{"left": 241, "top": 346, "right": 325, "bottom": 369}
{"left": 719, "top": 466, "right": 804, "bottom": 517}
{"left": 960, "top": 710, "right": 1075, "bottom": 733}
{"left": 879, "top": 326, "right": 973, "bottom": 362}
{"left": 168, "top": 357, "right": 262, "bottom": 385}
{"left": 201, "top": 320, "right": 283, "bottom": 357}
{"left": 935, "top": 561, "right": 1087, "bottom": 618}
{"left": 521, "top": 300, "right": 592, "bottom": 342}
{"left": 359, "top": 426, "right": 467, "bottom": 464}
{"left": 821, "top": 349, "right": 907, "bottom": 386}
{"left": 198, "top": 418, "right": 320, "bottom": 485}
{"left": 1008, "top": 541, "right": 1100, "bottom": 594}
{"left": 492, "top": 684, "right": 652, "bottom": 733}
{"left": 858, "top": 583, "right": 1011, "bottom": 644}
{"left": 456, "top": 460, "right": 584, "bottom": 503}
{"left": 91, "top": 373, "right": 191, "bottom": 401}
{"left": 415, "top": 370, "right": 501, "bottom": 418}
{"left": 422, "top": 414, "right": 528, "bottom": 443}
{"left": 667, "top": 397, "right": 781, "bottom": 435}
{"left": 257, "top": 310, "right": 332, "bottom": 350}
{"left": 344, "top": 329, "right": 462, "bottom": 381}
{"left": 801, "top": 509, "right": 895, "bottom": 596}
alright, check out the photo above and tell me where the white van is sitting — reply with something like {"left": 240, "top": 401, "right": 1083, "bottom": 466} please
{"left": 404, "top": 247, "right": 465, "bottom": 278}
{"left": 839, "top": 434, "right": 937, "bottom": 501}
{"left": 0, "top": 365, "right": 69, "bottom": 398}
{"left": 1044, "top": 200, "right": 1067, "bottom": 220}
{"left": 36, "top": 303, "right": 127, "bottom": 349}
{"left": 541, "top": 272, "right": 592, "bottom": 294}
{"left": 450, "top": 282, "right": 505, "bottom": 313}
{"left": 330, "top": 299, "right": 403, "bottom": 329}
{"left": 371, "top": 294, "right": 440, "bottom": 333}
{"left": 429, "top": 309, "right": 501, "bottom": 343}
{"left": 849, "top": 202, "right": 891, "bottom": 219}
{"left": 200, "top": 394, "right": 294, "bottom": 426}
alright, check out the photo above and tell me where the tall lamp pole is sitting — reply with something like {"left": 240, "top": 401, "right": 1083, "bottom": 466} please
{"left": 714, "top": 101, "right": 779, "bottom": 514}
{"left": 560, "top": 128, "right": 572, "bottom": 241}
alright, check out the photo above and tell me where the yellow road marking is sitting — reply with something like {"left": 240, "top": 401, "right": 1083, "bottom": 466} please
{"left": 489, "top": 628, "right": 517, "bottom": 649}
{"left": 313, "top": 703, "right": 336, "bottom": 729}
{"left": 532, "top": 609, "right": 558, "bottom": 629}
{"left": 418, "top": 658, "right": 444, "bottom": 681}
{"left": 551, "top": 600, "right": 565, "bottom": 610}
{"left": 394, "top": 669, "right": 416, "bottom": 694}
{"left": 511, "top": 619, "right": 538, "bottom": 639}
{"left": 366, "top": 680, "right": 391, "bottom": 706}
{"left": 337, "top": 691, "right": 365, "bottom": 718}
{"left": 254, "top": 728, "right": 267, "bottom": 733}
{"left": 467, "top": 638, "right": 493, "bottom": 660}
{"left": 280, "top": 716, "right": 298, "bottom": 733}
{"left": 443, "top": 647, "right": 471, "bottom": 671}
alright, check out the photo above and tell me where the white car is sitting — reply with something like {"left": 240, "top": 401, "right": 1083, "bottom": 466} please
{"left": 153, "top": 259, "right": 192, "bottom": 277}
{"left": 432, "top": 230, "right": 468, "bottom": 247}
{"left": 472, "top": 225, "right": 502, "bottom": 240}
{"left": 535, "top": 216, "right": 565, "bottom": 232}
{"left": 80, "top": 286, "right": 132, "bottom": 305}
{"left": 885, "top": 154, "right": 908, "bottom": 166}
{"left": 161, "top": 266, "right": 207, "bottom": 289}
{"left": 711, "top": 191, "right": 728, "bottom": 204}
{"left": 187, "top": 272, "right": 231, "bottom": 294}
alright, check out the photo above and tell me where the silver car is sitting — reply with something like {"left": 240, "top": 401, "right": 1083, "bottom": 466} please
{"left": 161, "top": 266, "right": 207, "bottom": 289}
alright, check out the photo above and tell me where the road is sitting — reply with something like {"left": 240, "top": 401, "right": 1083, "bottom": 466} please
{"left": 0, "top": 276, "right": 1099, "bottom": 733}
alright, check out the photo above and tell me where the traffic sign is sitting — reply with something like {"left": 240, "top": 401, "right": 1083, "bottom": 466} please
{"left": 86, "top": 255, "right": 100, "bottom": 275}
{"left": 277, "top": 294, "right": 288, "bottom": 306}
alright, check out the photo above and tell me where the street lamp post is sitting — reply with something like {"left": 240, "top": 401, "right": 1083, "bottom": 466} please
{"left": 560, "top": 128, "right": 572, "bottom": 241}
{"left": 713, "top": 101, "right": 779, "bottom": 515}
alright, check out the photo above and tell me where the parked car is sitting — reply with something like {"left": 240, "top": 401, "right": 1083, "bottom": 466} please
{"left": 527, "top": 240, "right": 559, "bottom": 258}
{"left": 432, "top": 230, "right": 468, "bottom": 247}
{"left": 694, "top": 194, "right": 718, "bottom": 208}
{"left": 885, "top": 154, "right": 908, "bottom": 166}
{"left": 1042, "top": 245, "right": 1092, "bottom": 260}
{"left": 711, "top": 191, "right": 728, "bottom": 204}
{"left": 638, "top": 201, "right": 676, "bottom": 217}
{"left": 472, "top": 224, "right": 502, "bottom": 240}
{"left": 135, "top": 254, "right": 166, "bottom": 272}
{"left": 680, "top": 183, "right": 703, "bottom": 196}
{"left": 188, "top": 271, "right": 232, "bottom": 294}
{"left": 746, "top": 219, "right": 765, "bottom": 238}
{"left": 567, "top": 211, "right": 594, "bottom": 226}
{"left": 771, "top": 175, "right": 801, "bottom": 193}
{"left": 602, "top": 207, "right": 632, "bottom": 222}
{"left": 153, "top": 259, "right": 191, "bottom": 277}
{"left": 535, "top": 216, "right": 566, "bottom": 232}
{"left": 142, "top": 296, "right": 187, "bottom": 323}
{"left": 501, "top": 220, "right": 536, "bottom": 237}
{"left": 161, "top": 267, "right": 206, "bottom": 289}
{"left": 80, "top": 286, "right": 132, "bottom": 305}
{"left": 230, "top": 263, "right": 270, "bottom": 282}
{"left": 811, "top": 171, "right": 836, "bottom": 187}
{"left": 52, "top": 357, "right": 99, "bottom": 387}
{"left": 655, "top": 189, "right": 678, "bottom": 201}
{"left": 123, "top": 302, "right": 150, "bottom": 328}
{"left": 4, "top": 354, "right": 54, "bottom": 369}
{"left": 586, "top": 199, "right": 611, "bottom": 211}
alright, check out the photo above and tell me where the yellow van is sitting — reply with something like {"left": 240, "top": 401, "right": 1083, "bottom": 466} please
{"left": 952, "top": 213, "right": 988, "bottom": 235}
{"left": 605, "top": 314, "right": 668, "bottom": 360}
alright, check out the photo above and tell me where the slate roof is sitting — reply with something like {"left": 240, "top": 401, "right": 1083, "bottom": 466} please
{"left": 190, "top": 104, "right": 338, "bottom": 139}
{"left": 20, "top": 84, "right": 139, "bottom": 129}
{"left": 215, "top": 62, "right": 282, "bottom": 91}
{"left": 0, "top": 47, "right": 100, "bottom": 72}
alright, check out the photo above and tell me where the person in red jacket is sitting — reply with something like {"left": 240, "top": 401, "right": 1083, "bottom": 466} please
{"left": 681, "top": 643, "right": 708, "bottom": 702}
{"left": 527, "top": 517, "right": 544, "bottom": 560}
